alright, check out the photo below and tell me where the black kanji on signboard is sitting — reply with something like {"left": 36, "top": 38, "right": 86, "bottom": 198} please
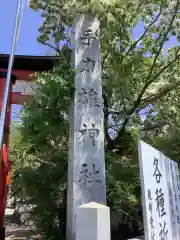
{"left": 153, "top": 157, "right": 162, "bottom": 183}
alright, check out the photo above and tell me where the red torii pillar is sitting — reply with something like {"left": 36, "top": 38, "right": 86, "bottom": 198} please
{"left": 0, "top": 71, "right": 16, "bottom": 238}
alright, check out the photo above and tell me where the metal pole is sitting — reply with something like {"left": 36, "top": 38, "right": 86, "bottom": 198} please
{"left": 0, "top": 0, "right": 25, "bottom": 149}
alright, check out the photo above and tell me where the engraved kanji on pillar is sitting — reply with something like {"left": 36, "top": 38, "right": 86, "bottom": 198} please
{"left": 66, "top": 14, "right": 106, "bottom": 240}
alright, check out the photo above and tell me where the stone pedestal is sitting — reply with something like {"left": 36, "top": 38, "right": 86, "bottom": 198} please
{"left": 76, "top": 202, "right": 110, "bottom": 240}
{"left": 66, "top": 14, "right": 106, "bottom": 240}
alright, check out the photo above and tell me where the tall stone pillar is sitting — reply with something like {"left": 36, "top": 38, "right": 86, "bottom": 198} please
{"left": 66, "top": 14, "right": 106, "bottom": 240}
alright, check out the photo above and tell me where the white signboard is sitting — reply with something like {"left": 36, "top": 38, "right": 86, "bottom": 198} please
{"left": 138, "top": 141, "right": 173, "bottom": 240}
{"left": 165, "top": 157, "right": 180, "bottom": 239}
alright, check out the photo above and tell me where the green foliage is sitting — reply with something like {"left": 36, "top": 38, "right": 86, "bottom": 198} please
{"left": 28, "top": 1, "right": 180, "bottom": 140}
{"left": 9, "top": 55, "right": 73, "bottom": 239}
{"left": 9, "top": 0, "right": 180, "bottom": 239}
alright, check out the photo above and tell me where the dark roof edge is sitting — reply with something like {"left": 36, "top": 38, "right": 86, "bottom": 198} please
{"left": 0, "top": 54, "right": 59, "bottom": 71}
{"left": 0, "top": 54, "right": 60, "bottom": 60}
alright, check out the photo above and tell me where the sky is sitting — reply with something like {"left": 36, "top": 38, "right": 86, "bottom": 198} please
{"left": 0, "top": 0, "right": 49, "bottom": 55}
{"left": 0, "top": 1, "right": 179, "bottom": 122}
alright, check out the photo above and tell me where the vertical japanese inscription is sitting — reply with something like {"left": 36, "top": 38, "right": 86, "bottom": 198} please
{"left": 170, "top": 161, "right": 180, "bottom": 238}
{"left": 152, "top": 157, "right": 168, "bottom": 239}
{"left": 77, "top": 88, "right": 100, "bottom": 107}
{"left": 77, "top": 19, "right": 101, "bottom": 151}
{"left": 155, "top": 188, "right": 166, "bottom": 218}
{"left": 80, "top": 57, "right": 96, "bottom": 73}
{"left": 78, "top": 163, "right": 101, "bottom": 187}
{"left": 78, "top": 28, "right": 97, "bottom": 74}
{"left": 159, "top": 221, "right": 168, "bottom": 239}
{"left": 74, "top": 15, "right": 105, "bottom": 201}
{"left": 175, "top": 165, "right": 180, "bottom": 226}
{"left": 172, "top": 165, "right": 176, "bottom": 227}
{"left": 79, "top": 29, "right": 98, "bottom": 47}
{"left": 78, "top": 123, "right": 100, "bottom": 147}
{"left": 153, "top": 157, "right": 162, "bottom": 183}
{"left": 66, "top": 14, "right": 105, "bottom": 240}
{"left": 138, "top": 142, "right": 174, "bottom": 240}
{"left": 147, "top": 189, "right": 155, "bottom": 239}
{"left": 169, "top": 187, "right": 174, "bottom": 223}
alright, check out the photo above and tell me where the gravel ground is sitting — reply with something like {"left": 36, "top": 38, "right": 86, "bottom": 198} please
{"left": 4, "top": 208, "right": 41, "bottom": 240}
{"left": 5, "top": 223, "right": 40, "bottom": 239}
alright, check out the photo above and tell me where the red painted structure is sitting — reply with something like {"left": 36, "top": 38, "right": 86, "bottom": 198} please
{"left": 0, "top": 54, "right": 56, "bottom": 238}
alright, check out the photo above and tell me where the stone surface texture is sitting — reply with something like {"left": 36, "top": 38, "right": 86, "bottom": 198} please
{"left": 66, "top": 14, "right": 106, "bottom": 240}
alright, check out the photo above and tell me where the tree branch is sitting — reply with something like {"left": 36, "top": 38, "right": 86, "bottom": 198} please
{"left": 148, "top": 49, "right": 180, "bottom": 85}
{"left": 118, "top": 48, "right": 180, "bottom": 134}
{"left": 31, "top": 156, "right": 56, "bottom": 166}
{"left": 108, "top": 109, "right": 122, "bottom": 114}
{"left": 103, "top": 86, "right": 116, "bottom": 150}
{"left": 141, "top": 80, "right": 180, "bottom": 104}
{"left": 40, "top": 41, "right": 61, "bottom": 55}
{"left": 126, "top": 9, "right": 162, "bottom": 56}
{"left": 141, "top": 120, "right": 168, "bottom": 132}
{"left": 115, "top": 3, "right": 180, "bottom": 136}
{"left": 147, "top": 1, "right": 179, "bottom": 79}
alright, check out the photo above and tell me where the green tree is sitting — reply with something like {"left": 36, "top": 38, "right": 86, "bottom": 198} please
{"left": 9, "top": 0, "right": 180, "bottom": 239}
{"left": 9, "top": 65, "right": 74, "bottom": 239}
{"left": 28, "top": 0, "right": 180, "bottom": 151}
